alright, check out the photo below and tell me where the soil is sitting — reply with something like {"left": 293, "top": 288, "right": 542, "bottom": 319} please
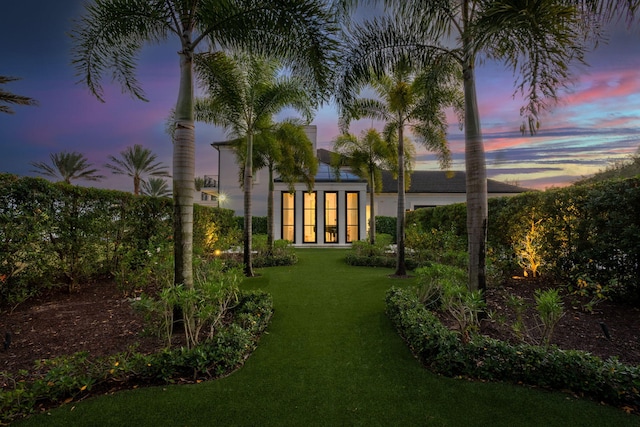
{"left": 1, "top": 274, "right": 639, "bottom": 382}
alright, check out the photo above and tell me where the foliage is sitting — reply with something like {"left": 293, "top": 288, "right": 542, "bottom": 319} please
{"left": 30, "top": 151, "right": 104, "bottom": 184}
{"left": 234, "top": 216, "right": 268, "bottom": 235}
{"left": 374, "top": 216, "right": 397, "bottom": 241}
{"left": 141, "top": 177, "right": 172, "bottom": 198}
{"left": 251, "top": 237, "right": 298, "bottom": 268}
{"left": 534, "top": 288, "right": 564, "bottom": 348}
{"left": 514, "top": 216, "right": 545, "bottom": 277}
{"left": 414, "top": 264, "right": 484, "bottom": 342}
{"left": 405, "top": 224, "right": 467, "bottom": 269}
{"left": 386, "top": 287, "right": 640, "bottom": 411}
{"left": 0, "top": 75, "right": 38, "bottom": 114}
{"left": 104, "top": 144, "right": 170, "bottom": 195}
{"left": 0, "top": 290, "right": 273, "bottom": 424}
{"left": 0, "top": 174, "right": 237, "bottom": 310}
{"left": 569, "top": 274, "right": 612, "bottom": 313}
{"left": 411, "top": 178, "right": 640, "bottom": 305}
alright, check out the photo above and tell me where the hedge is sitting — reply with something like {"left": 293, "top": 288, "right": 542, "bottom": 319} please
{"left": 0, "top": 174, "right": 237, "bottom": 308}
{"left": 385, "top": 287, "right": 640, "bottom": 410}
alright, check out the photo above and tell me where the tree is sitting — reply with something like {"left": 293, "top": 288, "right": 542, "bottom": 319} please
{"left": 105, "top": 144, "right": 170, "bottom": 195}
{"left": 332, "top": 128, "right": 397, "bottom": 244}
{"left": 337, "top": 59, "right": 461, "bottom": 276}
{"left": 30, "top": 151, "right": 104, "bottom": 184}
{"left": 0, "top": 76, "right": 37, "bottom": 114}
{"left": 194, "top": 52, "right": 316, "bottom": 276}
{"left": 255, "top": 121, "right": 318, "bottom": 249}
{"left": 71, "top": 0, "right": 336, "bottom": 289}
{"left": 336, "top": 0, "right": 631, "bottom": 290}
{"left": 142, "top": 177, "right": 172, "bottom": 197}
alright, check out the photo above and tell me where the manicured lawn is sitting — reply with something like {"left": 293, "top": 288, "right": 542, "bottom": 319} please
{"left": 18, "top": 249, "right": 638, "bottom": 426}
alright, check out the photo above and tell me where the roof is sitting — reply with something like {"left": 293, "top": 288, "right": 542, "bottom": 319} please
{"left": 275, "top": 163, "right": 366, "bottom": 183}
{"left": 381, "top": 170, "right": 532, "bottom": 194}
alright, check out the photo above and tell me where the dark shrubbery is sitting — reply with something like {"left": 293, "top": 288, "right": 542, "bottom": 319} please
{"left": 0, "top": 174, "right": 238, "bottom": 308}
{"left": 385, "top": 287, "right": 640, "bottom": 410}
{"left": 374, "top": 216, "right": 397, "bottom": 242}
{"left": 407, "top": 178, "right": 640, "bottom": 304}
{"left": 0, "top": 290, "right": 273, "bottom": 424}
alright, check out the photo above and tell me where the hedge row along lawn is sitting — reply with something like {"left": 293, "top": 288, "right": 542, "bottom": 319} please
{"left": 18, "top": 249, "right": 637, "bottom": 426}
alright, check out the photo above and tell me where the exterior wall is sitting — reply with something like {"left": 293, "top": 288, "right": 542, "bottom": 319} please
{"left": 216, "top": 144, "right": 269, "bottom": 216}
{"left": 375, "top": 192, "right": 525, "bottom": 216}
{"left": 273, "top": 181, "right": 368, "bottom": 247}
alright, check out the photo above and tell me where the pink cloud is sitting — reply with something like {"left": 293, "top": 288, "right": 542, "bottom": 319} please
{"left": 564, "top": 69, "right": 640, "bottom": 106}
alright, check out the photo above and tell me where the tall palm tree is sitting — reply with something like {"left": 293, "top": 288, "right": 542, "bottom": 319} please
{"left": 141, "top": 177, "right": 172, "bottom": 197}
{"left": 105, "top": 144, "right": 170, "bottom": 195}
{"left": 30, "top": 151, "right": 104, "bottom": 184}
{"left": 254, "top": 121, "right": 318, "bottom": 249}
{"left": 0, "top": 76, "right": 37, "bottom": 114}
{"left": 71, "top": 0, "right": 336, "bottom": 289}
{"left": 338, "top": 59, "right": 462, "bottom": 276}
{"left": 336, "top": 0, "right": 633, "bottom": 290}
{"left": 194, "top": 52, "right": 316, "bottom": 276}
{"left": 332, "top": 128, "right": 398, "bottom": 244}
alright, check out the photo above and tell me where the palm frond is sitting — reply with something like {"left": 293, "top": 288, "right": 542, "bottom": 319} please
{"left": 70, "top": 0, "right": 172, "bottom": 102}
{"left": 0, "top": 76, "right": 38, "bottom": 114}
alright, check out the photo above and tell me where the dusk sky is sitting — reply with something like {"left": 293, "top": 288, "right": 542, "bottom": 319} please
{"left": 2, "top": 1, "right": 639, "bottom": 193}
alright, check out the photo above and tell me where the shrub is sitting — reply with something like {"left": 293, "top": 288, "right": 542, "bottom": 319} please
{"left": 375, "top": 216, "right": 397, "bottom": 241}
{"left": 0, "top": 290, "right": 273, "bottom": 424}
{"left": 386, "top": 287, "right": 640, "bottom": 410}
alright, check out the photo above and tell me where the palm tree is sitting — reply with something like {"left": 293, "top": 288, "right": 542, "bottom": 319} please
{"left": 30, "top": 151, "right": 104, "bottom": 184}
{"left": 141, "top": 177, "right": 172, "bottom": 197}
{"left": 105, "top": 144, "right": 170, "bottom": 195}
{"left": 194, "top": 52, "right": 316, "bottom": 276}
{"left": 338, "top": 59, "right": 462, "bottom": 276}
{"left": 71, "top": 0, "right": 336, "bottom": 289}
{"left": 332, "top": 128, "right": 398, "bottom": 244}
{"left": 0, "top": 76, "right": 37, "bottom": 114}
{"left": 336, "top": 0, "right": 632, "bottom": 290}
{"left": 254, "top": 121, "right": 318, "bottom": 249}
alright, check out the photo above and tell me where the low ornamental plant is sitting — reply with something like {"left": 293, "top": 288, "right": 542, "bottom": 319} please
{"left": 0, "top": 290, "right": 273, "bottom": 425}
{"left": 385, "top": 287, "right": 640, "bottom": 412}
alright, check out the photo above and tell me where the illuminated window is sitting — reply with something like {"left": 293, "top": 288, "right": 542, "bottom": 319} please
{"left": 346, "top": 192, "right": 359, "bottom": 243}
{"left": 324, "top": 192, "right": 338, "bottom": 243}
{"left": 281, "top": 192, "right": 295, "bottom": 242}
{"left": 303, "top": 192, "right": 316, "bottom": 243}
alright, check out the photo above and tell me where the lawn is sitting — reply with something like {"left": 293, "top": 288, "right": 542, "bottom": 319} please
{"left": 17, "top": 249, "right": 639, "bottom": 426}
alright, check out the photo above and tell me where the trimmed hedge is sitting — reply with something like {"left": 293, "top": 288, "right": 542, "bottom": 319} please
{"left": 0, "top": 174, "right": 237, "bottom": 308}
{"left": 407, "top": 178, "right": 640, "bottom": 303}
{"left": 385, "top": 287, "right": 640, "bottom": 410}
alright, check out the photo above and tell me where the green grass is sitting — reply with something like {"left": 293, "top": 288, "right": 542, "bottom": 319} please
{"left": 18, "top": 249, "right": 639, "bottom": 426}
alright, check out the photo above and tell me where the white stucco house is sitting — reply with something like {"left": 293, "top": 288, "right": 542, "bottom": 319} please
{"left": 207, "top": 125, "right": 530, "bottom": 246}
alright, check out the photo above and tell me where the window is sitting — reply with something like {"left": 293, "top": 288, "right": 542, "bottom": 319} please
{"left": 282, "top": 192, "right": 295, "bottom": 242}
{"left": 346, "top": 192, "right": 359, "bottom": 243}
{"left": 324, "top": 192, "right": 338, "bottom": 243}
{"left": 303, "top": 192, "right": 316, "bottom": 243}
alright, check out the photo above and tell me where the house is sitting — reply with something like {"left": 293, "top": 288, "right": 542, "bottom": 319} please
{"left": 374, "top": 170, "right": 530, "bottom": 216}
{"left": 209, "top": 125, "right": 530, "bottom": 246}
{"left": 210, "top": 126, "right": 368, "bottom": 247}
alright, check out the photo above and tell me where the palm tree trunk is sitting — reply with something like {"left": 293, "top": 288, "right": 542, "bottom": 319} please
{"left": 244, "top": 132, "right": 255, "bottom": 277}
{"left": 394, "top": 122, "right": 407, "bottom": 277}
{"left": 134, "top": 175, "right": 141, "bottom": 196}
{"left": 173, "top": 47, "right": 195, "bottom": 290}
{"left": 369, "top": 169, "right": 376, "bottom": 244}
{"left": 267, "top": 164, "right": 274, "bottom": 251}
{"left": 463, "top": 59, "right": 487, "bottom": 293}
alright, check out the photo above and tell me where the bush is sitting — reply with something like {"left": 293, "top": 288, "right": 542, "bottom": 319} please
{"left": 0, "top": 173, "right": 237, "bottom": 310}
{"left": 0, "top": 290, "right": 273, "bottom": 424}
{"left": 385, "top": 287, "right": 640, "bottom": 410}
{"left": 375, "top": 216, "right": 397, "bottom": 242}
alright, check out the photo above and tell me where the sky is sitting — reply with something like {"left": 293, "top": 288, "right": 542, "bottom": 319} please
{"left": 1, "top": 1, "right": 639, "bottom": 193}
